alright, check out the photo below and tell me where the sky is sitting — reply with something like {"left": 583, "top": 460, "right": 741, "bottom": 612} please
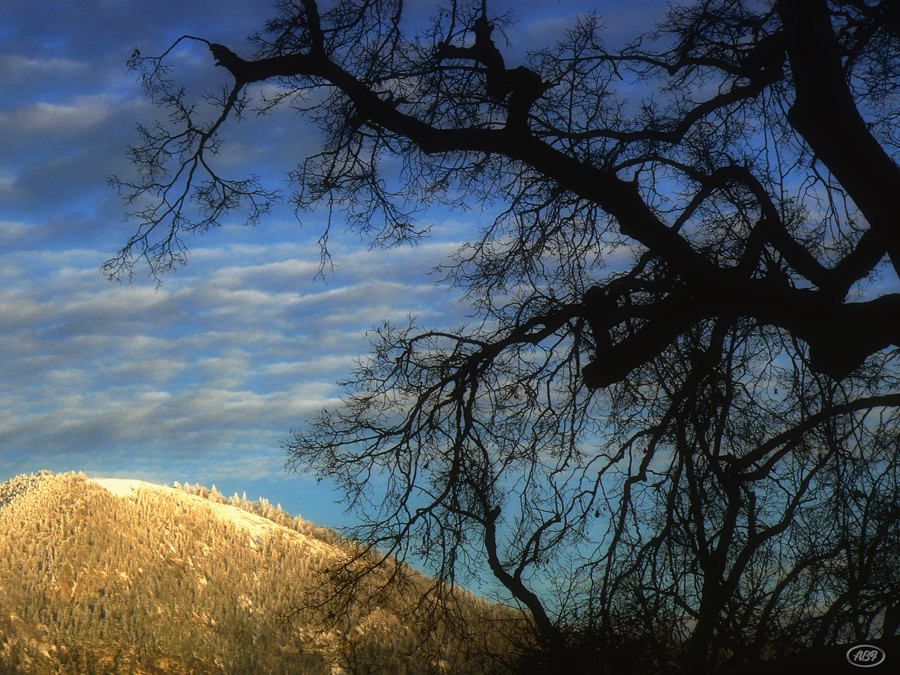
{"left": 0, "top": 0, "right": 669, "bottom": 531}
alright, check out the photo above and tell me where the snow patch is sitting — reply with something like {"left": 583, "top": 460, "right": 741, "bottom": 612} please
{"left": 88, "top": 478, "right": 339, "bottom": 558}
{"left": 91, "top": 478, "right": 156, "bottom": 499}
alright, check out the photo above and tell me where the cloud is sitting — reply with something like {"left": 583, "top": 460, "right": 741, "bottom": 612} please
{"left": 2, "top": 0, "right": 666, "bottom": 525}
{"left": 0, "top": 229, "right": 470, "bottom": 488}
{"left": 0, "top": 220, "right": 28, "bottom": 244}
{"left": 0, "top": 171, "right": 19, "bottom": 200}
{"left": 0, "top": 54, "right": 88, "bottom": 80}
{"left": 0, "top": 95, "right": 114, "bottom": 137}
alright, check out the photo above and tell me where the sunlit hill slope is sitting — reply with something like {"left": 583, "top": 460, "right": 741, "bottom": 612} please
{"left": 0, "top": 471, "right": 516, "bottom": 674}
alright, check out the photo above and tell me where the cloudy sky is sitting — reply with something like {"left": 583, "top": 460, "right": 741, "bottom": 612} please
{"left": 1, "top": 0, "right": 667, "bottom": 529}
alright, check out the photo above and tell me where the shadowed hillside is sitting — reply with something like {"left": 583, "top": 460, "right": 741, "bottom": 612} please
{"left": 0, "top": 471, "right": 520, "bottom": 674}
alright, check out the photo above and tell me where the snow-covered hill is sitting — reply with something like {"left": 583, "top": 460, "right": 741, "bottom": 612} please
{"left": 0, "top": 471, "right": 515, "bottom": 674}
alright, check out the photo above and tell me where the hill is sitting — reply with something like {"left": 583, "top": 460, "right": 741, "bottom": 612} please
{"left": 0, "top": 471, "right": 519, "bottom": 674}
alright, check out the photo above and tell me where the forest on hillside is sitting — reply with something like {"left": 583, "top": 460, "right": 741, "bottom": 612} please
{"left": 0, "top": 472, "right": 519, "bottom": 674}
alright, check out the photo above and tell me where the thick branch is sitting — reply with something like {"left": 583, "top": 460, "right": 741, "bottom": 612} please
{"left": 206, "top": 42, "right": 717, "bottom": 278}
{"left": 583, "top": 279, "right": 900, "bottom": 387}
{"left": 208, "top": 23, "right": 900, "bottom": 380}
{"left": 481, "top": 506, "right": 563, "bottom": 655}
{"left": 778, "top": 0, "right": 900, "bottom": 277}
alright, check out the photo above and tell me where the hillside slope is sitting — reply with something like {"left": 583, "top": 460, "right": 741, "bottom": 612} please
{"left": 0, "top": 471, "right": 517, "bottom": 674}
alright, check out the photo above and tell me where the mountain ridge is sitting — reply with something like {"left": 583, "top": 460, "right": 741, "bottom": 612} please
{"left": 0, "top": 471, "right": 518, "bottom": 674}
{"left": 87, "top": 477, "right": 342, "bottom": 559}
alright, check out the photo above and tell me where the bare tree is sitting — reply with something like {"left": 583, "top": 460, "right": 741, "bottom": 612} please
{"left": 112, "top": 1, "right": 900, "bottom": 671}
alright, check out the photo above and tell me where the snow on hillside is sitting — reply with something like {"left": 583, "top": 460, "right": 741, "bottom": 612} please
{"left": 89, "top": 477, "right": 340, "bottom": 557}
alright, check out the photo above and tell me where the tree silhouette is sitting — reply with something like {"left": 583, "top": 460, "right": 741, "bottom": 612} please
{"left": 112, "top": 1, "right": 900, "bottom": 672}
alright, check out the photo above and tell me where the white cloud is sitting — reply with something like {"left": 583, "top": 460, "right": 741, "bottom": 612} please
{"left": 0, "top": 229, "right": 471, "bottom": 488}
{"left": 0, "top": 171, "right": 18, "bottom": 198}
{"left": 0, "top": 220, "right": 28, "bottom": 244}
{"left": 0, "top": 94, "right": 116, "bottom": 137}
{"left": 264, "top": 355, "right": 355, "bottom": 377}
{"left": 0, "top": 54, "right": 88, "bottom": 79}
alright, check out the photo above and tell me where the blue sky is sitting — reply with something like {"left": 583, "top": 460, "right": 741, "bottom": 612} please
{"left": 1, "top": 0, "right": 668, "bottom": 530}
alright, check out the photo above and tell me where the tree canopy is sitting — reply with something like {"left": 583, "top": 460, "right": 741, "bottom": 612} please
{"left": 112, "top": 1, "right": 900, "bottom": 672}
